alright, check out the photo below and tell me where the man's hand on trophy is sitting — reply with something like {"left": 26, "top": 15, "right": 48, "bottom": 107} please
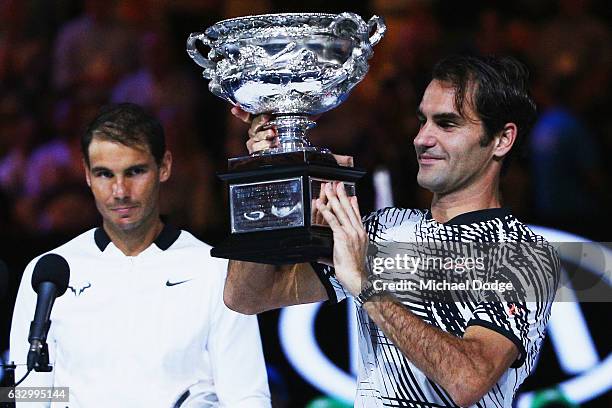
{"left": 332, "top": 155, "right": 354, "bottom": 167}
{"left": 316, "top": 182, "right": 368, "bottom": 296}
{"left": 231, "top": 107, "right": 355, "bottom": 168}
{"left": 234, "top": 107, "right": 325, "bottom": 154}
{"left": 312, "top": 183, "right": 329, "bottom": 228}
{"left": 231, "top": 107, "right": 279, "bottom": 154}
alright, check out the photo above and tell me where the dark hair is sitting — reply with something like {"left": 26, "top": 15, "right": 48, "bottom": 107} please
{"left": 432, "top": 54, "right": 537, "bottom": 173}
{"left": 81, "top": 103, "right": 165, "bottom": 167}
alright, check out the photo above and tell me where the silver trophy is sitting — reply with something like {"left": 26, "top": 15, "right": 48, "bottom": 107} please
{"left": 187, "top": 13, "right": 385, "bottom": 263}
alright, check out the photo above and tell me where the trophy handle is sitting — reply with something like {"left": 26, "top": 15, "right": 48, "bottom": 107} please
{"left": 323, "top": 13, "right": 384, "bottom": 90}
{"left": 329, "top": 12, "right": 370, "bottom": 40}
{"left": 186, "top": 32, "right": 216, "bottom": 79}
{"left": 367, "top": 15, "right": 386, "bottom": 47}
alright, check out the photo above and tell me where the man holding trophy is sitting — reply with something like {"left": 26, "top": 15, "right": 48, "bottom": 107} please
{"left": 188, "top": 13, "right": 558, "bottom": 408}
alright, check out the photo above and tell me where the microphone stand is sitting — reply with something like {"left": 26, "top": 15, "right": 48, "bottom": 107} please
{"left": 28, "top": 343, "right": 52, "bottom": 372}
{"left": 0, "top": 345, "right": 53, "bottom": 408}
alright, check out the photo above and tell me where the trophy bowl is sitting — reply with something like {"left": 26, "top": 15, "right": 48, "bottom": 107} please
{"left": 187, "top": 12, "right": 386, "bottom": 153}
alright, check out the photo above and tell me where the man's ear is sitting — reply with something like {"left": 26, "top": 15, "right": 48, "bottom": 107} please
{"left": 493, "top": 123, "right": 517, "bottom": 159}
{"left": 83, "top": 159, "right": 91, "bottom": 187}
{"left": 159, "top": 151, "right": 172, "bottom": 182}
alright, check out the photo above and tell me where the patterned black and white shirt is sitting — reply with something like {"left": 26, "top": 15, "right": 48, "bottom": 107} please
{"left": 315, "top": 207, "right": 560, "bottom": 408}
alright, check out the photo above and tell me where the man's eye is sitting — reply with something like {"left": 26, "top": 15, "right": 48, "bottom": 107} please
{"left": 127, "top": 168, "right": 146, "bottom": 176}
{"left": 438, "top": 121, "right": 455, "bottom": 129}
{"left": 95, "top": 171, "right": 113, "bottom": 178}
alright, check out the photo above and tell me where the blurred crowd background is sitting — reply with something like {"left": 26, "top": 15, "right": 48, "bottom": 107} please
{"left": 0, "top": 0, "right": 610, "bottom": 243}
{"left": 0, "top": 0, "right": 610, "bottom": 406}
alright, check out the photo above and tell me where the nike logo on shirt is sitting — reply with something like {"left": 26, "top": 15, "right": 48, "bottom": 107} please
{"left": 165, "top": 279, "right": 193, "bottom": 287}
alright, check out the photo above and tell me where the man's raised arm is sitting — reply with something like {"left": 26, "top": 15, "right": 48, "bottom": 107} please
{"left": 224, "top": 108, "right": 352, "bottom": 314}
{"left": 224, "top": 261, "right": 328, "bottom": 314}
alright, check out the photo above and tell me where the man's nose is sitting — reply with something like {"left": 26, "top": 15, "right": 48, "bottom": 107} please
{"left": 112, "top": 177, "right": 130, "bottom": 199}
{"left": 413, "top": 125, "right": 437, "bottom": 149}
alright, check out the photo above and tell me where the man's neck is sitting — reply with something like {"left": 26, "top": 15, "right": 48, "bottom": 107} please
{"left": 430, "top": 177, "right": 502, "bottom": 224}
{"left": 103, "top": 217, "right": 164, "bottom": 256}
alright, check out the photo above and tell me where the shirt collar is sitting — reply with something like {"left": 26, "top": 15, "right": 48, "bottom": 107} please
{"left": 94, "top": 223, "right": 181, "bottom": 252}
{"left": 425, "top": 207, "right": 511, "bottom": 225}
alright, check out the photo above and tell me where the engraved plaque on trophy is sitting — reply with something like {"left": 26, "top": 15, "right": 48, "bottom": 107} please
{"left": 187, "top": 12, "right": 385, "bottom": 264}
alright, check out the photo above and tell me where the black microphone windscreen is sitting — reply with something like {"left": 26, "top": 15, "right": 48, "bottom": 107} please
{"left": 31, "top": 254, "right": 70, "bottom": 297}
{"left": 0, "top": 259, "right": 8, "bottom": 299}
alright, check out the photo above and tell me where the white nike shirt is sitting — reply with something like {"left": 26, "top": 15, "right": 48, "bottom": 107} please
{"left": 10, "top": 226, "right": 271, "bottom": 407}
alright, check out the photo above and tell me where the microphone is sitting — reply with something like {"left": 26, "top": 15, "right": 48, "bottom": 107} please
{"left": 27, "top": 254, "right": 70, "bottom": 372}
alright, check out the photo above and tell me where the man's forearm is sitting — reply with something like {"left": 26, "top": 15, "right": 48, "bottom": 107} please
{"left": 363, "top": 294, "right": 507, "bottom": 406}
{"left": 224, "top": 261, "right": 284, "bottom": 314}
{"left": 224, "top": 261, "right": 326, "bottom": 314}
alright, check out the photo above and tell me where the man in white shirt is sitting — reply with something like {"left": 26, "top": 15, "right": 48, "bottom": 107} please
{"left": 10, "top": 103, "right": 271, "bottom": 407}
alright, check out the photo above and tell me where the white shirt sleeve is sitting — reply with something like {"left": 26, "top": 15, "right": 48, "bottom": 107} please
{"left": 207, "top": 260, "right": 271, "bottom": 408}
{"left": 9, "top": 257, "right": 55, "bottom": 408}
